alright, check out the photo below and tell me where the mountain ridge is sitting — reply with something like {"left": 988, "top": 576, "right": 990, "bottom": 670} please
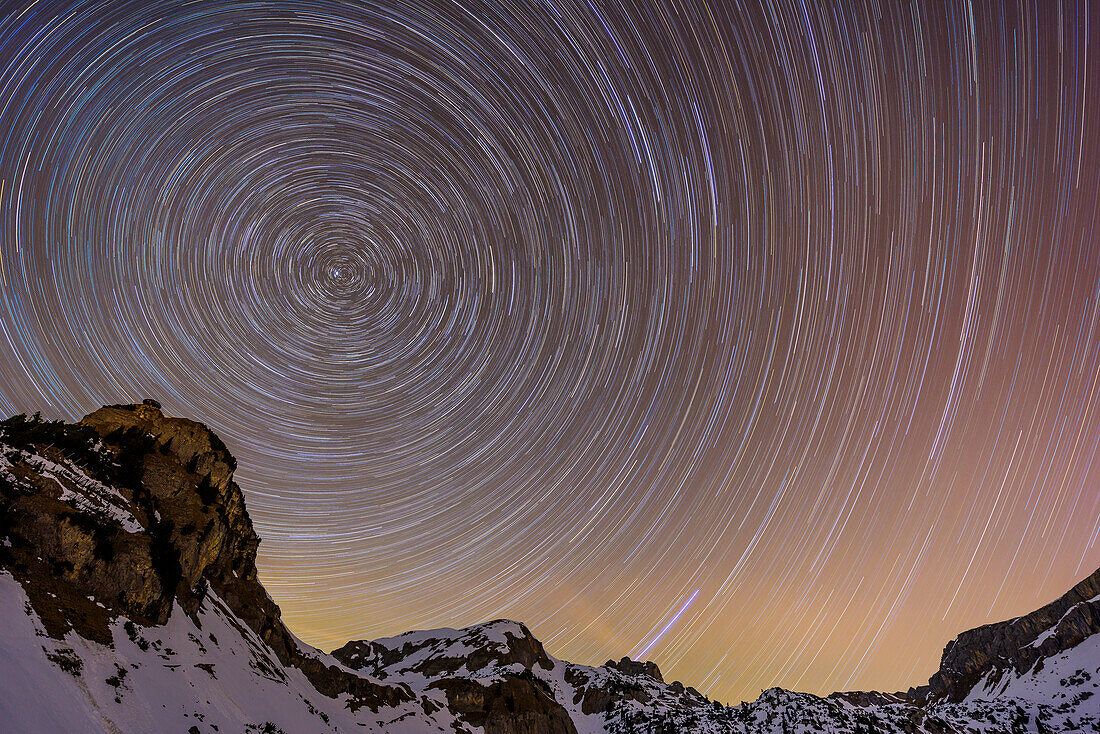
{"left": 2, "top": 402, "right": 1098, "bottom": 733}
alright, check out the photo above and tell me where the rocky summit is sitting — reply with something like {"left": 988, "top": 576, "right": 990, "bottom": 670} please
{"left": 1, "top": 403, "right": 1098, "bottom": 733}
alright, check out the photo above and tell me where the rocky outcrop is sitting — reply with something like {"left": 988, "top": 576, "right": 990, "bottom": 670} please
{"left": 605, "top": 656, "right": 663, "bottom": 682}
{"left": 0, "top": 402, "right": 410, "bottom": 711}
{"left": 433, "top": 675, "right": 578, "bottom": 734}
{"left": 923, "top": 565, "right": 1100, "bottom": 702}
{"left": 4, "top": 402, "right": 1100, "bottom": 734}
{"left": 80, "top": 401, "right": 260, "bottom": 622}
{"left": 333, "top": 620, "right": 580, "bottom": 732}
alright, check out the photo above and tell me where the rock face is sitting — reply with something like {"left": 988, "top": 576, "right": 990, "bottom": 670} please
{"left": 1, "top": 402, "right": 411, "bottom": 713}
{"left": 0, "top": 404, "right": 577, "bottom": 733}
{"left": 433, "top": 676, "right": 578, "bottom": 734}
{"left": 0, "top": 400, "right": 273, "bottom": 637}
{"left": 2, "top": 403, "right": 1100, "bottom": 734}
{"left": 921, "top": 565, "right": 1100, "bottom": 703}
{"left": 79, "top": 402, "right": 260, "bottom": 624}
{"left": 605, "top": 657, "right": 663, "bottom": 682}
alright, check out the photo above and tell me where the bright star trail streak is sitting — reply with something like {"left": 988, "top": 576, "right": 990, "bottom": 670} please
{"left": 634, "top": 589, "right": 701, "bottom": 660}
{"left": 1, "top": 0, "right": 1099, "bottom": 705}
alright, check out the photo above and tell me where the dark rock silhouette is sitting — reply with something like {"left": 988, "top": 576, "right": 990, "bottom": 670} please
{"left": 605, "top": 657, "right": 663, "bottom": 682}
{"left": 921, "top": 564, "right": 1100, "bottom": 703}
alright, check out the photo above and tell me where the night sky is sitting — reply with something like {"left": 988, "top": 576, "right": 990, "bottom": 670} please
{"left": 1, "top": 0, "right": 1099, "bottom": 705}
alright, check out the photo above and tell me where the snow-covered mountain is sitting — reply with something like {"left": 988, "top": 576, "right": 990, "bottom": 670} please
{"left": 1, "top": 402, "right": 1097, "bottom": 733}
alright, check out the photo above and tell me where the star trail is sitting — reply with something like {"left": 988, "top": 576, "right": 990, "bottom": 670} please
{"left": 1, "top": 0, "right": 1099, "bottom": 705}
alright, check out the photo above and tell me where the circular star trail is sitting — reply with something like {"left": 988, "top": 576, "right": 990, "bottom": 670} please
{"left": 1, "top": 0, "right": 1099, "bottom": 704}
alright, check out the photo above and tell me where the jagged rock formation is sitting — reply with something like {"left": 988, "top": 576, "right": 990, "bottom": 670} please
{"left": 330, "top": 617, "right": 713, "bottom": 732}
{"left": 0, "top": 403, "right": 576, "bottom": 733}
{"left": 333, "top": 621, "right": 576, "bottom": 734}
{"left": 333, "top": 620, "right": 557, "bottom": 678}
{"left": 2, "top": 403, "right": 1099, "bottom": 733}
{"left": 1, "top": 401, "right": 410, "bottom": 714}
{"left": 605, "top": 657, "right": 663, "bottom": 682}
{"left": 920, "top": 565, "right": 1100, "bottom": 704}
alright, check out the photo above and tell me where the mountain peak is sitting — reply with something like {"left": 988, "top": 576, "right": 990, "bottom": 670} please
{"left": 0, "top": 404, "right": 413, "bottom": 714}
{"left": 3, "top": 403, "right": 1099, "bottom": 733}
{"left": 1, "top": 401, "right": 247, "bottom": 638}
{"left": 333, "top": 617, "right": 555, "bottom": 682}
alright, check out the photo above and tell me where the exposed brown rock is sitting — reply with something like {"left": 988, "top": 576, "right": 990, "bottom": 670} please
{"left": 565, "top": 666, "right": 615, "bottom": 716}
{"left": 924, "top": 565, "right": 1100, "bottom": 702}
{"left": 433, "top": 674, "right": 578, "bottom": 734}
{"left": 1, "top": 403, "right": 411, "bottom": 711}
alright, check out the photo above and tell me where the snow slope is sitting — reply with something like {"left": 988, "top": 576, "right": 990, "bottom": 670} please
{"left": 0, "top": 573, "right": 459, "bottom": 734}
{"left": 3, "top": 404, "right": 1099, "bottom": 734}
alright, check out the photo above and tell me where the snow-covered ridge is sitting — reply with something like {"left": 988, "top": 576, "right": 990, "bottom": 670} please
{"left": 329, "top": 613, "right": 1100, "bottom": 733}
{"left": 335, "top": 619, "right": 551, "bottom": 682}
{"left": 2, "top": 403, "right": 1099, "bottom": 733}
